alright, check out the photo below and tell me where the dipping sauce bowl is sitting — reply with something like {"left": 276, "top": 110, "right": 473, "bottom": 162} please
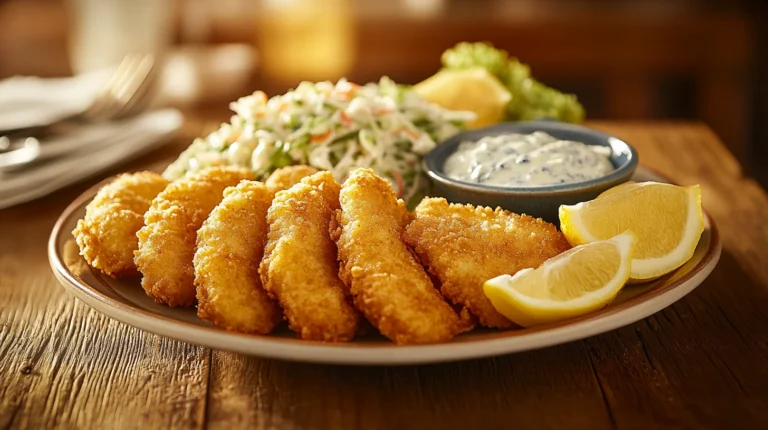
{"left": 423, "top": 120, "right": 639, "bottom": 223}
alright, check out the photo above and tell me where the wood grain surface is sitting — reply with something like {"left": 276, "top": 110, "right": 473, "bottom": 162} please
{"left": 1, "top": 120, "right": 767, "bottom": 429}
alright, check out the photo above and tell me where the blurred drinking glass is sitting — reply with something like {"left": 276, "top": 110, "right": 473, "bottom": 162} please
{"left": 257, "top": 0, "right": 354, "bottom": 82}
{"left": 67, "top": 0, "right": 174, "bottom": 74}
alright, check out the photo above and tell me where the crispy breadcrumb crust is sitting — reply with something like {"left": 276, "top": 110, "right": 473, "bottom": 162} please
{"left": 259, "top": 172, "right": 360, "bottom": 341}
{"left": 329, "top": 168, "right": 468, "bottom": 344}
{"left": 135, "top": 167, "right": 253, "bottom": 307}
{"left": 72, "top": 172, "right": 168, "bottom": 277}
{"left": 265, "top": 165, "right": 319, "bottom": 194}
{"left": 404, "top": 198, "right": 571, "bottom": 329}
{"left": 194, "top": 180, "right": 282, "bottom": 334}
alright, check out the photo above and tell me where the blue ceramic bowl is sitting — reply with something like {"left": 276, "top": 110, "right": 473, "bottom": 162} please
{"left": 423, "top": 120, "right": 639, "bottom": 223}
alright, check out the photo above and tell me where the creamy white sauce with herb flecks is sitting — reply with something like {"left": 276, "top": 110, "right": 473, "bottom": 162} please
{"left": 443, "top": 131, "right": 614, "bottom": 187}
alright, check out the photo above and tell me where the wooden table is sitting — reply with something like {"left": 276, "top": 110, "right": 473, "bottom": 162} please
{"left": 1, "top": 120, "right": 767, "bottom": 429}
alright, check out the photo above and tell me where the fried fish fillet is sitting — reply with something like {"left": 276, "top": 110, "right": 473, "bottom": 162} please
{"left": 195, "top": 180, "right": 282, "bottom": 334}
{"left": 72, "top": 172, "right": 169, "bottom": 277}
{"left": 259, "top": 172, "right": 360, "bottom": 341}
{"left": 404, "top": 198, "right": 571, "bottom": 329}
{"left": 329, "top": 168, "right": 469, "bottom": 344}
{"left": 135, "top": 166, "right": 253, "bottom": 307}
{"left": 265, "top": 165, "right": 319, "bottom": 194}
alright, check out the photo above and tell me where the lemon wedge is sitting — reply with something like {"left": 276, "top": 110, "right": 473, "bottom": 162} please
{"left": 413, "top": 67, "right": 511, "bottom": 128}
{"left": 484, "top": 232, "right": 637, "bottom": 327}
{"left": 560, "top": 182, "right": 705, "bottom": 282}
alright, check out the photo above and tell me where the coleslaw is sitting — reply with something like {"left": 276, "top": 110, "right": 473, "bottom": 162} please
{"left": 163, "top": 77, "right": 475, "bottom": 204}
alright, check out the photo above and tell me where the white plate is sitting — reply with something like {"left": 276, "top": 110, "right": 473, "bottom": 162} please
{"left": 48, "top": 167, "right": 721, "bottom": 365}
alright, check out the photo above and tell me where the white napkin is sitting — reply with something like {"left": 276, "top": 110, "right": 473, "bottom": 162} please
{"left": 0, "top": 69, "right": 113, "bottom": 131}
{"left": 0, "top": 109, "right": 183, "bottom": 209}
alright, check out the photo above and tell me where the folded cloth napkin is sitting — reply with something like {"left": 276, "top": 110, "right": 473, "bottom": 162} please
{"left": 0, "top": 69, "right": 113, "bottom": 132}
{"left": 0, "top": 109, "right": 182, "bottom": 209}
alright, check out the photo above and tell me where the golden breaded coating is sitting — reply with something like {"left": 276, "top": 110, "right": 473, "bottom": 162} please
{"left": 135, "top": 166, "right": 253, "bottom": 307}
{"left": 195, "top": 181, "right": 282, "bottom": 334}
{"left": 404, "top": 198, "right": 571, "bottom": 329}
{"left": 329, "top": 168, "right": 467, "bottom": 345}
{"left": 259, "top": 172, "right": 360, "bottom": 341}
{"left": 265, "top": 165, "right": 319, "bottom": 194}
{"left": 73, "top": 172, "right": 169, "bottom": 277}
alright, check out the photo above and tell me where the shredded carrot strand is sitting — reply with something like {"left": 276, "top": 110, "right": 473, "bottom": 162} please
{"left": 340, "top": 112, "right": 352, "bottom": 127}
{"left": 311, "top": 130, "right": 332, "bottom": 143}
{"left": 401, "top": 128, "right": 420, "bottom": 140}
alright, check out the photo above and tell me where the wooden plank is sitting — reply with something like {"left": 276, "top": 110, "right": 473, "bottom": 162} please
{"left": 0, "top": 162, "right": 210, "bottom": 429}
{"left": 583, "top": 255, "right": 768, "bottom": 428}
{"left": 585, "top": 271, "right": 768, "bottom": 428}
{"left": 581, "top": 122, "right": 768, "bottom": 429}
{"left": 206, "top": 344, "right": 615, "bottom": 430}
{"left": 0, "top": 118, "right": 209, "bottom": 429}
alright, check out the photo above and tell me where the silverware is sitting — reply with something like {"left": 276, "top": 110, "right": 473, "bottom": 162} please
{"left": 0, "top": 54, "right": 157, "bottom": 170}
{"left": 82, "top": 53, "right": 157, "bottom": 122}
{"left": 0, "top": 137, "right": 39, "bottom": 170}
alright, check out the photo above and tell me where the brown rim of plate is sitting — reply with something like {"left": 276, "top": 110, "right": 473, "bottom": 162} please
{"left": 48, "top": 167, "right": 721, "bottom": 347}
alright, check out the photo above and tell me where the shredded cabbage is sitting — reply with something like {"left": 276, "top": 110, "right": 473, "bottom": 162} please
{"left": 164, "top": 77, "right": 474, "bottom": 204}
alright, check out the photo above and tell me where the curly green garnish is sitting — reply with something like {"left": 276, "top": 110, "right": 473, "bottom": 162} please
{"left": 441, "top": 42, "right": 585, "bottom": 123}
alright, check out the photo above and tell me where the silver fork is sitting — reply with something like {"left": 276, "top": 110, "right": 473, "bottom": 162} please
{"left": 0, "top": 54, "right": 157, "bottom": 168}
{"left": 80, "top": 53, "right": 157, "bottom": 122}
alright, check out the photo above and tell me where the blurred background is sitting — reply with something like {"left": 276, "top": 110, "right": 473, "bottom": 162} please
{"left": 0, "top": 0, "right": 765, "bottom": 184}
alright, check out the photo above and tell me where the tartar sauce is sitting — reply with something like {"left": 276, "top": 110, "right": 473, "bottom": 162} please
{"left": 443, "top": 131, "right": 614, "bottom": 187}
